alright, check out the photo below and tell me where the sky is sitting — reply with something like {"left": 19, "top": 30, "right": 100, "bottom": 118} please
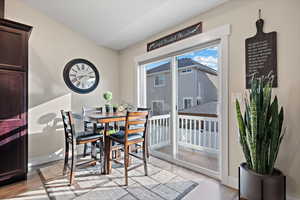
{"left": 146, "top": 46, "right": 218, "bottom": 71}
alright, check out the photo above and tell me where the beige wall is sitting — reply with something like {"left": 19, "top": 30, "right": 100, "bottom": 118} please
{"left": 3, "top": 0, "right": 300, "bottom": 197}
{"left": 5, "top": 0, "right": 120, "bottom": 165}
{"left": 119, "top": 0, "right": 300, "bottom": 197}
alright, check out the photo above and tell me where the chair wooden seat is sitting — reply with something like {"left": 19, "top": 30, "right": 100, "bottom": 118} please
{"left": 109, "top": 131, "right": 143, "bottom": 143}
{"left": 76, "top": 133, "right": 103, "bottom": 144}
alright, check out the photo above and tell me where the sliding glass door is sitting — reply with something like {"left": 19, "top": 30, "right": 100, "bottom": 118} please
{"left": 175, "top": 46, "right": 219, "bottom": 173}
{"left": 140, "top": 43, "right": 220, "bottom": 176}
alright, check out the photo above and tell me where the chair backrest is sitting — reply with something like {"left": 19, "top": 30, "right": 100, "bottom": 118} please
{"left": 82, "top": 106, "right": 103, "bottom": 129}
{"left": 82, "top": 106, "right": 102, "bottom": 118}
{"left": 137, "top": 107, "right": 150, "bottom": 111}
{"left": 124, "top": 111, "right": 149, "bottom": 143}
{"left": 137, "top": 107, "right": 151, "bottom": 116}
{"left": 61, "top": 110, "right": 76, "bottom": 142}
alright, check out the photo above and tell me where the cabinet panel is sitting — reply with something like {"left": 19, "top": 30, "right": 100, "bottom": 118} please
{"left": 0, "top": 26, "right": 26, "bottom": 70}
{"left": 0, "top": 0, "right": 3, "bottom": 19}
{"left": 0, "top": 127, "right": 25, "bottom": 177}
{"left": 0, "top": 70, "right": 26, "bottom": 122}
{"left": 0, "top": 70, "right": 27, "bottom": 183}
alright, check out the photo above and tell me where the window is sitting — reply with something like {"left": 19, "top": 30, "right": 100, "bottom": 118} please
{"left": 183, "top": 98, "right": 193, "bottom": 109}
{"left": 180, "top": 68, "right": 192, "bottom": 74}
{"left": 152, "top": 100, "right": 164, "bottom": 116}
{"left": 154, "top": 74, "right": 165, "bottom": 87}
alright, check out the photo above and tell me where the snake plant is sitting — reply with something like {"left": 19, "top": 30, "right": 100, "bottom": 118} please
{"left": 236, "top": 78, "right": 285, "bottom": 175}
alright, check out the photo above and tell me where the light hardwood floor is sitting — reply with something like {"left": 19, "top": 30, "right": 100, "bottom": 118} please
{"left": 0, "top": 157, "right": 237, "bottom": 200}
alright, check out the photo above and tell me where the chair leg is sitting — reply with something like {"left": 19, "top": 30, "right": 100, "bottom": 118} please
{"left": 128, "top": 145, "right": 132, "bottom": 166}
{"left": 135, "top": 144, "right": 138, "bottom": 153}
{"left": 143, "top": 141, "right": 148, "bottom": 176}
{"left": 91, "top": 142, "right": 97, "bottom": 160}
{"left": 63, "top": 142, "right": 69, "bottom": 175}
{"left": 83, "top": 143, "right": 88, "bottom": 157}
{"left": 146, "top": 139, "right": 150, "bottom": 159}
{"left": 109, "top": 139, "right": 113, "bottom": 174}
{"left": 124, "top": 145, "right": 129, "bottom": 186}
{"left": 70, "top": 142, "right": 77, "bottom": 185}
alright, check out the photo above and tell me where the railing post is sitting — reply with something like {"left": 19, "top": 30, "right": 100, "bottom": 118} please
{"left": 198, "top": 119, "right": 201, "bottom": 146}
{"left": 208, "top": 120, "right": 212, "bottom": 148}
{"left": 149, "top": 120, "right": 152, "bottom": 146}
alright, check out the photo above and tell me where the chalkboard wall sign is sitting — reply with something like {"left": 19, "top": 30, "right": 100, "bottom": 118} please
{"left": 245, "top": 17, "right": 277, "bottom": 88}
{"left": 147, "top": 22, "right": 202, "bottom": 52}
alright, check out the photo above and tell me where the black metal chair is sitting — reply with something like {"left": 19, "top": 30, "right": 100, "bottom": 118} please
{"left": 107, "top": 111, "right": 149, "bottom": 186}
{"left": 61, "top": 110, "right": 103, "bottom": 185}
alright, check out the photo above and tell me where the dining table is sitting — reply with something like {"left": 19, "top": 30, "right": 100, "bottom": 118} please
{"left": 85, "top": 111, "right": 127, "bottom": 175}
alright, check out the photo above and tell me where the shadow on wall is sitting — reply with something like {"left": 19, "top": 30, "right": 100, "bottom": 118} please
{"left": 27, "top": 48, "right": 73, "bottom": 165}
{"left": 28, "top": 93, "right": 72, "bottom": 166}
{"left": 276, "top": 84, "right": 300, "bottom": 196}
{"left": 29, "top": 47, "right": 69, "bottom": 109}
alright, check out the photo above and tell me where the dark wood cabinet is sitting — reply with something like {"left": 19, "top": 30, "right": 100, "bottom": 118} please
{"left": 0, "top": 18, "right": 32, "bottom": 186}
{"left": 0, "top": 0, "right": 3, "bottom": 19}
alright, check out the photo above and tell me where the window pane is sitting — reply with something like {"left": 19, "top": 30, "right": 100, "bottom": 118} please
{"left": 146, "top": 58, "right": 172, "bottom": 158}
{"left": 176, "top": 45, "right": 220, "bottom": 173}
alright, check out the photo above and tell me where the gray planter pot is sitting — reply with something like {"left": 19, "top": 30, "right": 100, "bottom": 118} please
{"left": 239, "top": 163, "right": 286, "bottom": 200}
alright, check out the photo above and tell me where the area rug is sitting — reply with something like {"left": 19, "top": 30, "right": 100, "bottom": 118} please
{"left": 38, "top": 159, "right": 198, "bottom": 200}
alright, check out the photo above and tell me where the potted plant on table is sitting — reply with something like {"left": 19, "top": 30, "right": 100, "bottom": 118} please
{"left": 236, "top": 78, "right": 286, "bottom": 200}
{"left": 103, "top": 91, "right": 113, "bottom": 113}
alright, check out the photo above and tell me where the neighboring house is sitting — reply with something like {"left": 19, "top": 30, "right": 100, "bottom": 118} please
{"left": 146, "top": 58, "right": 218, "bottom": 116}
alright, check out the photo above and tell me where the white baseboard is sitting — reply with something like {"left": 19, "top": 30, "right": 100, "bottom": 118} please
{"left": 288, "top": 196, "right": 300, "bottom": 200}
{"left": 28, "top": 146, "right": 85, "bottom": 167}
{"left": 227, "top": 176, "right": 238, "bottom": 189}
{"left": 225, "top": 176, "right": 300, "bottom": 200}
{"left": 28, "top": 154, "right": 64, "bottom": 167}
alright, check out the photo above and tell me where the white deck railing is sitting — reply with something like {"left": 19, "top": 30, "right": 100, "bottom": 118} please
{"left": 148, "top": 114, "right": 171, "bottom": 148}
{"left": 148, "top": 114, "right": 219, "bottom": 155}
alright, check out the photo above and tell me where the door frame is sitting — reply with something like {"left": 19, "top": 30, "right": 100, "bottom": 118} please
{"left": 135, "top": 24, "right": 231, "bottom": 184}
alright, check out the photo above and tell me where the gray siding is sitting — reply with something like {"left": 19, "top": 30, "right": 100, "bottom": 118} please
{"left": 177, "top": 69, "right": 197, "bottom": 110}
{"left": 196, "top": 70, "right": 218, "bottom": 105}
{"left": 147, "top": 71, "right": 172, "bottom": 115}
{"left": 147, "top": 67, "right": 218, "bottom": 115}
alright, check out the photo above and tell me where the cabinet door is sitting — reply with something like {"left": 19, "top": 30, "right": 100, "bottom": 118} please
{"left": 0, "top": 69, "right": 27, "bottom": 180}
{"left": 0, "top": 25, "right": 27, "bottom": 71}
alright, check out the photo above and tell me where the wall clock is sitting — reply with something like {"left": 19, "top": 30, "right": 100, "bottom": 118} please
{"left": 63, "top": 59, "right": 100, "bottom": 94}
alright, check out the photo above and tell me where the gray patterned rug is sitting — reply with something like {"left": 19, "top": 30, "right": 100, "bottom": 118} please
{"left": 38, "top": 159, "right": 198, "bottom": 200}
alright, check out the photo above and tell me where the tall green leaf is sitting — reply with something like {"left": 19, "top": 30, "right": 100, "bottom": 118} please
{"left": 235, "top": 78, "right": 285, "bottom": 175}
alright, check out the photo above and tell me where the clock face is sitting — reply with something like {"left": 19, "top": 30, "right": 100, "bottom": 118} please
{"left": 63, "top": 59, "right": 100, "bottom": 94}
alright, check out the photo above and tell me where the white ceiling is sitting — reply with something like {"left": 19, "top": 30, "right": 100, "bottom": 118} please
{"left": 23, "top": 0, "right": 227, "bottom": 50}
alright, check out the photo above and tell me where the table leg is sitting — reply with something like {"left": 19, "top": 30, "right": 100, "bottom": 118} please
{"left": 103, "top": 123, "right": 108, "bottom": 174}
{"left": 108, "top": 138, "right": 112, "bottom": 174}
{"left": 103, "top": 123, "right": 112, "bottom": 174}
